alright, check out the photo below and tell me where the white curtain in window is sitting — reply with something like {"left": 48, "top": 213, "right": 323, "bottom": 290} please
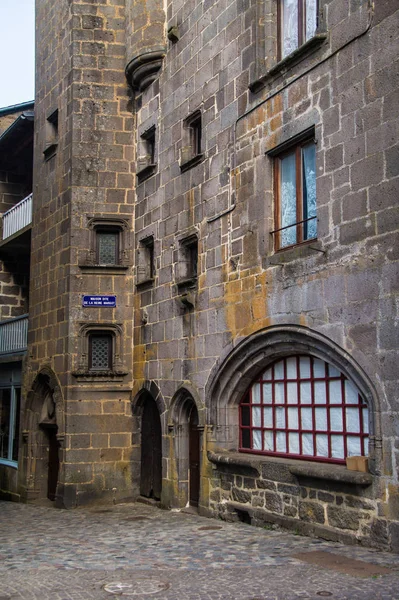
{"left": 282, "top": 0, "right": 298, "bottom": 57}
{"left": 302, "top": 144, "right": 317, "bottom": 240}
{"left": 280, "top": 152, "right": 297, "bottom": 247}
{"left": 305, "top": 0, "right": 318, "bottom": 41}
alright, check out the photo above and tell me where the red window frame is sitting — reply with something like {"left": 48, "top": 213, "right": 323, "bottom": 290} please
{"left": 239, "top": 356, "right": 369, "bottom": 464}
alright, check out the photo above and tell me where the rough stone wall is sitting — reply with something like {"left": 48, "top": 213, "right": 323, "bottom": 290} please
{"left": 132, "top": 0, "right": 399, "bottom": 549}
{"left": 25, "top": 0, "right": 135, "bottom": 507}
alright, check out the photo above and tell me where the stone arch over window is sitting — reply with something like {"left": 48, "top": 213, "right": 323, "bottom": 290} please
{"left": 206, "top": 326, "right": 381, "bottom": 471}
{"left": 21, "top": 367, "right": 65, "bottom": 504}
{"left": 168, "top": 386, "right": 205, "bottom": 509}
{"left": 131, "top": 382, "right": 166, "bottom": 501}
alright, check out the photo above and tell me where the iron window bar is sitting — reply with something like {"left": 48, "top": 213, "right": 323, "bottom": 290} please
{"left": 270, "top": 215, "right": 317, "bottom": 235}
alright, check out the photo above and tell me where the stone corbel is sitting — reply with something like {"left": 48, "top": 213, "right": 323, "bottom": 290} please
{"left": 125, "top": 50, "right": 166, "bottom": 92}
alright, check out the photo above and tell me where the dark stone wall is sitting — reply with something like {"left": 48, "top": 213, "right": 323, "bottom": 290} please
{"left": 131, "top": 0, "right": 399, "bottom": 549}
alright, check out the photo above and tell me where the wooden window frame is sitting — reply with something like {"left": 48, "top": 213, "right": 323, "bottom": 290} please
{"left": 239, "top": 356, "right": 369, "bottom": 464}
{"left": 273, "top": 138, "right": 316, "bottom": 252}
{"left": 277, "top": 0, "right": 319, "bottom": 62}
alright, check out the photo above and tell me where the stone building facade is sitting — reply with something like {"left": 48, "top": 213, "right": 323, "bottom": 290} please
{"left": 0, "top": 0, "right": 398, "bottom": 551}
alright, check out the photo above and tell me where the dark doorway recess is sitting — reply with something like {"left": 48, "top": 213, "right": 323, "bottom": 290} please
{"left": 140, "top": 396, "right": 162, "bottom": 500}
{"left": 189, "top": 405, "right": 200, "bottom": 507}
{"left": 45, "top": 426, "right": 60, "bottom": 501}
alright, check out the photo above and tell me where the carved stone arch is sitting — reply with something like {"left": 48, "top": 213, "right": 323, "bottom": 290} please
{"left": 21, "top": 366, "right": 65, "bottom": 504}
{"left": 131, "top": 380, "right": 166, "bottom": 419}
{"left": 131, "top": 381, "right": 165, "bottom": 502}
{"left": 168, "top": 386, "right": 204, "bottom": 509}
{"left": 206, "top": 325, "right": 381, "bottom": 471}
{"left": 169, "top": 384, "right": 205, "bottom": 429}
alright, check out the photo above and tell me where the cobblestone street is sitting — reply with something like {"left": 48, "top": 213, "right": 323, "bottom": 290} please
{"left": 0, "top": 500, "right": 398, "bottom": 599}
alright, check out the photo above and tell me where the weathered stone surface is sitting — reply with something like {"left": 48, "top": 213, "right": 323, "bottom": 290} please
{"left": 232, "top": 488, "right": 251, "bottom": 504}
{"left": 327, "top": 506, "right": 362, "bottom": 531}
{"left": 299, "top": 501, "right": 325, "bottom": 525}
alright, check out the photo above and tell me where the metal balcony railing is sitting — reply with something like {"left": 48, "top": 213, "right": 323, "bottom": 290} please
{"left": 0, "top": 315, "right": 28, "bottom": 355}
{"left": 2, "top": 194, "right": 33, "bottom": 240}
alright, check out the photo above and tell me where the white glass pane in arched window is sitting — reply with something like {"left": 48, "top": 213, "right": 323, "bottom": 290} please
{"left": 287, "top": 382, "right": 298, "bottom": 403}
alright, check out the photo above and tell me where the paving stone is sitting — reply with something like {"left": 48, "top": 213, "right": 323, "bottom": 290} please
{"left": 0, "top": 501, "right": 398, "bottom": 599}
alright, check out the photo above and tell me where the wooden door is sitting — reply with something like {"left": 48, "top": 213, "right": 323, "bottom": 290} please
{"left": 47, "top": 427, "right": 59, "bottom": 501}
{"left": 140, "top": 397, "right": 162, "bottom": 500}
{"left": 189, "top": 407, "right": 200, "bottom": 507}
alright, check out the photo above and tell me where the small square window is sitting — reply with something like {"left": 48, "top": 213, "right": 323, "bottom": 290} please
{"left": 279, "top": 0, "right": 318, "bottom": 60}
{"left": 97, "top": 230, "right": 119, "bottom": 265}
{"left": 43, "top": 109, "right": 59, "bottom": 160}
{"left": 89, "top": 334, "right": 112, "bottom": 371}
{"left": 176, "top": 235, "right": 198, "bottom": 285}
{"left": 180, "top": 111, "right": 204, "bottom": 172}
{"left": 273, "top": 138, "right": 316, "bottom": 251}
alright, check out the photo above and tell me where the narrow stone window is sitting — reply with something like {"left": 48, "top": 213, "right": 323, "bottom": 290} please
{"left": 137, "top": 125, "right": 157, "bottom": 183}
{"left": 180, "top": 111, "right": 203, "bottom": 172}
{"left": 80, "top": 217, "right": 130, "bottom": 270}
{"left": 137, "top": 235, "right": 155, "bottom": 286}
{"left": 43, "top": 109, "right": 59, "bottom": 160}
{"left": 176, "top": 234, "right": 198, "bottom": 286}
{"left": 73, "top": 323, "right": 127, "bottom": 380}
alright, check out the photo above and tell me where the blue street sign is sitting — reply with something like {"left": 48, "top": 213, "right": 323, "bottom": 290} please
{"left": 82, "top": 295, "right": 116, "bottom": 307}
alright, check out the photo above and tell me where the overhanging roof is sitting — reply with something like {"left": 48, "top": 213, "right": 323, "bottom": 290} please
{"left": 0, "top": 101, "right": 34, "bottom": 117}
{"left": 0, "top": 111, "right": 34, "bottom": 170}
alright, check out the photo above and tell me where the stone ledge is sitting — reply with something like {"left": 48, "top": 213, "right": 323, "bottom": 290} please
{"left": 207, "top": 450, "right": 261, "bottom": 475}
{"left": 208, "top": 450, "right": 373, "bottom": 486}
{"left": 249, "top": 33, "right": 328, "bottom": 92}
{"left": 289, "top": 463, "right": 373, "bottom": 486}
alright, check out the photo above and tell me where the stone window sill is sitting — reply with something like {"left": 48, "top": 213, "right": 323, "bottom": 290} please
{"left": 207, "top": 450, "right": 372, "bottom": 487}
{"left": 180, "top": 153, "right": 204, "bottom": 173}
{"left": 43, "top": 143, "right": 58, "bottom": 161}
{"left": 136, "top": 277, "right": 155, "bottom": 289}
{"left": 249, "top": 33, "right": 328, "bottom": 92}
{"left": 264, "top": 240, "right": 325, "bottom": 267}
{"left": 137, "top": 163, "right": 157, "bottom": 184}
{"left": 79, "top": 264, "right": 130, "bottom": 274}
{"left": 72, "top": 369, "right": 128, "bottom": 382}
{"left": 176, "top": 277, "right": 197, "bottom": 289}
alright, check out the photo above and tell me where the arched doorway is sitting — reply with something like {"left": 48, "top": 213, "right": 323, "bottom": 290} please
{"left": 23, "top": 371, "right": 63, "bottom": 504}
{"left": 169, "top": 389, "right": 202, "bottom": 509}
{"left": 188, "top": 404, "right": 200, "bottom": 507}
{"left": 140, "top": 395, "right": 162, "bottom": 500}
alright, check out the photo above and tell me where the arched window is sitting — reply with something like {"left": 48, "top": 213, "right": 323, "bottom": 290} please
{"left": 239, "top": 355, "right": 369, "bottom": 463}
